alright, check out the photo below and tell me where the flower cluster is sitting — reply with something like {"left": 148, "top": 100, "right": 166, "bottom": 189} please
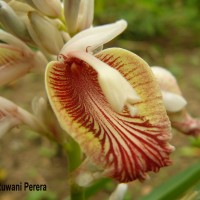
{"left": 0, "top": 0, "right": 199, "bottom": 192}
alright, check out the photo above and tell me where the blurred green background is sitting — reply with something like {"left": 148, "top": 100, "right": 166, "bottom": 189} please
{"left": 94, "top": 0, "right": 200, "bottom": 47}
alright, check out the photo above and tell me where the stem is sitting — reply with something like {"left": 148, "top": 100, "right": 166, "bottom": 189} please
{"left": 63, "top": 138, "right": 85, "bottom": 200}
{"left": 70, "top": 180, "right": 85, "bottom": 200}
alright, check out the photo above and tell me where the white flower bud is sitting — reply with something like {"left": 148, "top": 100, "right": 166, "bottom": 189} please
{"left": 31, "top": 0, "right": 62, "bottom": 17}
{"left": 0, "top": 0, "right": 31, "bottom": 41}
{"left": 27, "top": 11, "right": 64, "bottom": 54}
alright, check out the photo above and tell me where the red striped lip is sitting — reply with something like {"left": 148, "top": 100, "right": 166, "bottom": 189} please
{"left": 45, "top": 48, "right": 174, "bottom": 182}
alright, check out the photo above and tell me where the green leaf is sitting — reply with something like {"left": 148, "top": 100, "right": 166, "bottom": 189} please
{"left": 140, "top": 161, "right": 200, "bottom": 200}
{"left": 26, "top": 191, "right": 57, "bottom": 200}
{"left": 85, "top": 178, "right": 112, "bottom": 198}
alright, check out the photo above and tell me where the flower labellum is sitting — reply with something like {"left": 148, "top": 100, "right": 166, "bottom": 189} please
{"left": 45, "top": 21, "right": 174, "bottom": 183}
{"left": 152, "top": 66, "right": 200, "bottom": 137}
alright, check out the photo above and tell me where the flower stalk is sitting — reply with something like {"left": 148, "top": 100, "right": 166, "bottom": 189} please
{"left": 63, "top": 138, "right": 85, "bottom": 200}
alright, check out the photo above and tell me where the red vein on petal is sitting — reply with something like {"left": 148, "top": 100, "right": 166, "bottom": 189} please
{"left": 46, "top": 48, "right": 173, "bottom": 182}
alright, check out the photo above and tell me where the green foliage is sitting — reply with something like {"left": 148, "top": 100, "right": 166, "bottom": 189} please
{"left": 85, "top": 178, "right": 113, "bottom": 198}
{"left": 26, "top": 191, "right": 57, "bottom": 200}
{"left": 191, "top": 75, "right": 200, "bottom": 90}
{"left": 140, "top": 161, "right": 200, "bottom": 200}
{"left": 38, "top": 146, "right": 56, "bottom": 158}
{"left": 94, "top": 0, "right": 200, "bottom": 46}
{"left": 190, "top": 137, "right": 200, "bottom": 148}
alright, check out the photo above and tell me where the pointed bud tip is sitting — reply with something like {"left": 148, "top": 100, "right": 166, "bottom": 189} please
{"left": 117, "top": 19, "right": 127, "bottom": 29}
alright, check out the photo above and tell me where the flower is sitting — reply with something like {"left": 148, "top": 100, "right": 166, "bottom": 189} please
{"left": 27, "top": 11, "right": 65, "bottom": 55}
{"left": 0, "top": 96, "right": 48, "bottom": 137}
{"left": 0, "top": 29, "right": 47, "bottom": 86}
{"left": 152, "top": 66, "right": 200, "bottom": 137}
{"left": 0, "top": 0, "right": 31, "bottom": 41}
{"left": 45, "top": 20, "right": 174, "bottom": 183}
{"left": 26, "top": 0, "right": 62, "bottom": 18}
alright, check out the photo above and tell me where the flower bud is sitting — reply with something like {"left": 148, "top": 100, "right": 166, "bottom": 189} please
{"left": 27, "top": 0, "right": 62, "bottom": 18}
{"left": 31, "top": 97, "right": 65, "bottom": 142}
{"left": 27, "top": 11, "right": 64, "bottom": 54}
{"left": 64, "top": 0, "right": 94, "bottom": 35}
{"left": 25, "top": 0, "right": 37, "bottom": 9}
{"left": 0, "top": 29, "right": 31, "bottom": 52}
{"left": 0, "top": 29, "right": 48, "bottom": 85}
{"left": 0, "top": 0, "right": 31, "bottom": 41}
{"left": 64, "top": 0, "right": 81, "bottom": 34}
{"left": 76, "top": 0, "right": 94, "bottom": 31}
{"left": 152, "top": 66, "right": 200, "bottom": 137}
{"left": 0, "top": 112, "right": 21, "bottom": 138}
{"left": 0, "top": 96, "right": 51, "bottom": 137}
{"left": 8, "top": 0, "right": 34, "bottom": 23}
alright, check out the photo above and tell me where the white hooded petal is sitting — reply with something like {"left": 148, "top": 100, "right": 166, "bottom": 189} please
{"left": 161, "top": 91, "right": 187, "bottom": 112}
{"left": 68, "top": 51, "right": 140, "bottom": 113}
{"left": 60, "top": 20, "right": 127, "bottom": 54}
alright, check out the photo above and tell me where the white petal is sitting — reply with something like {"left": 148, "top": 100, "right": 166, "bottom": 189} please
{"left": 151, "top": 66, "right": 176, "bottom": 82}
{"left": 61, "top": 20, "right": 127, "bottom": 54}
{"left": 162, "top": 91, "right": 187, "bottom": 112}
{"left": 109, "top": 183, "right": 128, "bottom": 200}
{"left": 69, "top": 51, "right": 140, "bottom": 113}
{"left": 127, "top": 105, "right": 138, "bottom": 117}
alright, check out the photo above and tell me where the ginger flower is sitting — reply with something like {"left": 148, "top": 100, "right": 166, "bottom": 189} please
{"left": 152, "top": 66, "right": 200, "bottom": 137}
{"left": 45, "top": 20, "right": 174, "bottom": 184}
